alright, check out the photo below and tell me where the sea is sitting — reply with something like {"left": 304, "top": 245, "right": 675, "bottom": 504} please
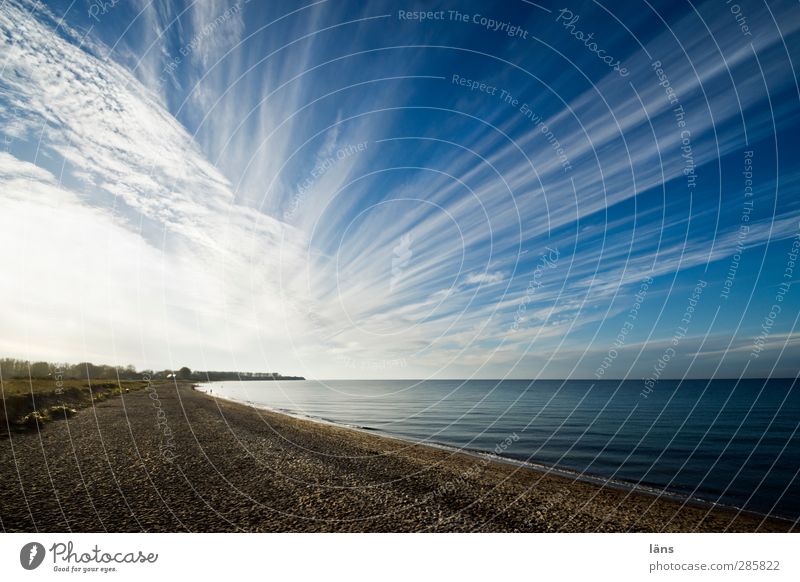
{"left": 196, "top": 378, "right": 800, "bottom": 520}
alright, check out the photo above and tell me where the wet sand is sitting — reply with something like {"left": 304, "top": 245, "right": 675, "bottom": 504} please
{"left": 0, "top": 382, "right": 793, "bottom": 532}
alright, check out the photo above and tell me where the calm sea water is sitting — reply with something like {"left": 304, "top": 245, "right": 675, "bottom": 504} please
{"left": 198, "top": 378, "right": 800, "bottom": 519}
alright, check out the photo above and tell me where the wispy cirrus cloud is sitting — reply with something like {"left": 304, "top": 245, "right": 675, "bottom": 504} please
{"left": 1, "top": 0, "right": 799, "bottom": 379}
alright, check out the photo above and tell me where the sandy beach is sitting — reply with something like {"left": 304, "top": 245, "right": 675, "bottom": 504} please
{"left": 0, "top": 382, "right": 793, "bottom": 533}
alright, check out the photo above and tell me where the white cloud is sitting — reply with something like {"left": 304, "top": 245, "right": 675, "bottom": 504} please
{"left": 464, "top": 271, "right": 504, "bottom": 286}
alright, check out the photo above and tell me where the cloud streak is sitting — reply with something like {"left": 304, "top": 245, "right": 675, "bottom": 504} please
{"left": 1, "top": 0, "right": 798, "bottom": 379}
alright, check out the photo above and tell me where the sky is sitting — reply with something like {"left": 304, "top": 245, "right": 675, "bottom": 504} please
{"left": 1, "top": 0, "right": 799, "bottom": 380}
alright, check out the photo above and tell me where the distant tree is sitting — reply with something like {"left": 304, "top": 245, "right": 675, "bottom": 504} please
{"left": 177, "top": 366, "right": 192, "bottom": 380}
{"left": 29, "top": 361, "right": 51, "bottom": 378}
{"left": 0, "top": 358, "right": 13, "bottom": 378}
{"left": 75, "top": 362, "right": 95, "bottom": 379}
{"left": 65, "top": 363, "right": 83, "bottom": 379}
{"left": 0, "top": 358, "right": 28, "bottom": 378}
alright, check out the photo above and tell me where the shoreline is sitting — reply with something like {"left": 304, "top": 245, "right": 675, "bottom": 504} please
{"left": 1, "top": 382, "right": 794, "bottom": 532}
{"left": 194, "top": 385, "right": 796, "bottom": 526}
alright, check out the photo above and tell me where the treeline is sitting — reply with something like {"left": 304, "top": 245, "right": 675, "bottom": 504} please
{"left": 0, "top": 359, "right": 142, "bottom": 380}
{"left": 192, "top": 371, "right": 305, "bottom": 381}
{"left": 0, "top": 359, "right": 303, "bottom": 381}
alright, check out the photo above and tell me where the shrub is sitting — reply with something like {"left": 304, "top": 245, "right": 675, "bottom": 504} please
{"left": 47, "top": 405, "right": 77, "bottom": 420}
{"left": 17, "top": 410, "right": 51, "bottom": 429}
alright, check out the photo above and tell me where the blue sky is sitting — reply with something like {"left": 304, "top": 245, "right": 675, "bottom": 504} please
{"left": 1, "top": 0, "right": 799, "bottom": 379}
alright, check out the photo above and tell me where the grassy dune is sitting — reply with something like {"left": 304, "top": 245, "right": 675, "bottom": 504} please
{"left": 0, "top": 378, "right": 163, "bottom": 436}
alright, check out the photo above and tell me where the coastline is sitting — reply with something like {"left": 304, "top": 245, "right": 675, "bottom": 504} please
{"left": 0, "top": 382, "right": 794, "bottom": 532}
{"left": 195, "top": 385, "right": 797, "bottom": 526}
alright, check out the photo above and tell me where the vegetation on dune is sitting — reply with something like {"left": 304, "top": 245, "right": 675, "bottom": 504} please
{"left": 0, "top": 377, "right": 161, "bottom": 436}
{"left": 0, "top": 358, "right": 303, "bottom": 436}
